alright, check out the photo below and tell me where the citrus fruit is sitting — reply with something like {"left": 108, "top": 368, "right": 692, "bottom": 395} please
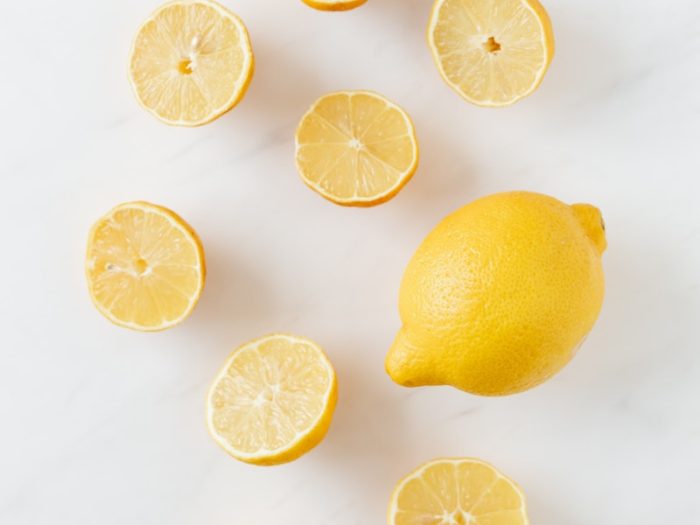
{"left": 295, "top": 90, "right": 419, "bottom": 207}
{"left": 206, "top": 334, "right": 338, "bottom": 465}
{"left": 302, "top": 0, "right": 368, "bottom": 10}
{"left": 128, "top": 0, "right": 254, "bottom": 126}
{"left": 388, "top": 458, "right": 529, "bottom": 525}
{"left": 386, "top": 191, "right": 606, "bottom": 396}
{"left": 85, "top": 201, "right": 206, "bottom": 331}
{"left": 427, "top": 0, "right": 555, "bottom": 107}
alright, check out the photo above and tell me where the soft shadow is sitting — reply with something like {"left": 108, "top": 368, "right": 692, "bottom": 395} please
{"left": 370, "top": 0, "right": 429, "bottom": 36}
{"left": 220, "top": 36, "right": 323, "bottom": 141}
{"left": 527, "top": 487, "right": 578, "bottom": 525}
{"left": 310, "top": 335, "right": 413, "bottom": 517}
{"left": 518, "top": 4, "right": 626, "bottom": 115}
{"left": 394, "top": 113, "right": 478, "bottom": 220}
{"left": 185, "top": 233, "right": 275, "bottom": 351}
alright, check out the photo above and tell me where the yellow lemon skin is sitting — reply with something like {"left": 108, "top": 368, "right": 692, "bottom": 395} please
{"left": 386, "top": 191, "right": 606, "bottom": 396}
{"left": 302, "top": 0, "right": 368, "bottom": 11}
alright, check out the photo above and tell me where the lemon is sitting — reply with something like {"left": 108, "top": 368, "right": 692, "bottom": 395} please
{"left": 206, "top": 334, "right": 338, "bottom": 466}
{"left": 295, "top": 91, "right": 419, "bottom": 207}
{"left": 386, "top": 192, "right": 606, "bottom": 396}
{"left": 86, "top": 202, "right": 206, "bottom": 331}
{"left": 427, "top": 0, "right": 555, "bottom": 107}
{"left": 388, "top": 458, "right": 528, "bottom": 525}
{"left": 302, "top": 0, "right": 368, "bottom": 10}
{"left": 128, "top": 0, "right": 254, "bottom": 126}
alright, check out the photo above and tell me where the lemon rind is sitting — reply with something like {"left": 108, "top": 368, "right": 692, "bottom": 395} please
{"left": 302, "top": 0, "right": 368, "bottom": 11}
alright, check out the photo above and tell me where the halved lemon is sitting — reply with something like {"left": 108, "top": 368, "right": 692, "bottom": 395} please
{"left": 206, "top": 334, "right": 338, "bottom": 466}
{"left": 389, "top": 458, "right": 529, "bottom": 525}
{"left": 295, "top": 91, "right": 419, "bottom": 207}
{"left": 302, "top": 0, "right": 368, "bottom": 11}
{"left": 128, "top": 0, "right": 254, "bottom": 126}
{"left": 86, "top": 202, "right": 206, "bottom": 331}
{"left": 427, "top": 0, "right": 555, "bottom": 107}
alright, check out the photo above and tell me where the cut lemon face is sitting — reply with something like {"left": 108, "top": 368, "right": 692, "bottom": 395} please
{"left": 206, "top": 334, "right": 338, "bottom": 466}
{"left": 389, "top": 458, "right": 529, "bottom": 525}
{"left": 302, "top": 0, "right": 368, "bottom": 11}
{"left": 428, "top": 0, "right": 554, "bottom": 107}
{"left": 86, "top": 202, "right": 206, "bottom": 331}
{"left": 295, "top": 91, "right": 419, "bottom": 207}
{"left": 129, "top": 0, "right": 254, "bottom": 126}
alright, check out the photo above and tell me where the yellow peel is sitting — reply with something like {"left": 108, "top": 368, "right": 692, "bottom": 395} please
{"left": 302, "top": 0, "right": 368, "bottom": 11}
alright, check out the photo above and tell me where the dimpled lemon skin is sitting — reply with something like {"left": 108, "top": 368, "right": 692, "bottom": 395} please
{"left": 386, "top": 191, "right": 607, "bottom": 396}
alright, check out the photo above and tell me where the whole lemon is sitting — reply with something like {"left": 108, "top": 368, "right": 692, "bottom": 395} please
{"left": 386, "top": 191, "right": 607, "bottom": 396}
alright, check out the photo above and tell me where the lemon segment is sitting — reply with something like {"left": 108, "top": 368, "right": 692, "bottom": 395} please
{"left": 128, "top": 0, "right": 254, "bottom": 126}
{"left": 206, "top": 334, "right": 338, "bottom": 466}
{"left": 85, "top": 202, "right": 206, "bottom": 331}
{"left": 388, "top": 458, "right": 529, "bottom": 525}
{"left": 295, "top": 91, "right": 419, "bottom": 207}
{"left": 302, "top": 0, "right": 368, "bottom": 10}
{"left": 427, "top": 0, "right": 554, "bottom": 107}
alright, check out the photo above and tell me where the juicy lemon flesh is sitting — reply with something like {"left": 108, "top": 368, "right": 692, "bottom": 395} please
{"left": 86, "top": 202, "right": 205, "bottom": 331}
{"left": 429, "top": 0, "right": 554, "bottom": 106}
{"left": 390, "top": 459, "right": 528, "bottom": 525}
{"left": 207, "top": 334, "right": 337, "bottom": 465}
{"left": 296, "top": 91, "right": 418, "bottom": 206}
{"left": 129, "top": 0, "right": 253, "bottom": 126}
{"left": 302, "top": 0, "right": 368, "bottom": 11}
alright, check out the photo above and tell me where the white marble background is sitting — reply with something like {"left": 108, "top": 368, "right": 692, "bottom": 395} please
{"left": 1, "top": 0, "right": 699, "bottom": 523}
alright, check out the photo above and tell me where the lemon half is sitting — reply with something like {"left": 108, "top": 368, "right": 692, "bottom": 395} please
{"left": 389, "top": 458, "right": 529, "bottom": 525}
{"left": 86, "top": 201, "right": 206, "bottom": 331}
{"left": 129, "top": 0, "right": 254, "bottom": 126}
{"left": 206, "top": 334, "right": 338, "bottom": 466}
{"left": 295, "top": 91, "right": 419, "bottom": 207}
{"left": 428, "top": 0, "right": 554, "bottom": 107}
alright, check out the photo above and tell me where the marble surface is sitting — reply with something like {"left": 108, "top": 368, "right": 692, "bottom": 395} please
{"left": 1, "top": 0, "right": 699, "bottom": 523}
